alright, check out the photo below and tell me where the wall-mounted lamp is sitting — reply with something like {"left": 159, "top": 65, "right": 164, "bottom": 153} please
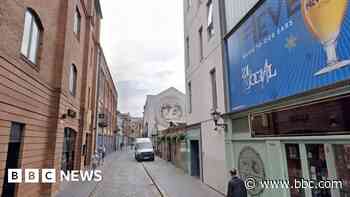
{"left": 59, "top": 114, "right": 67, "bottom": 124}
{"left": 210, "top": 109, "right": 227, "bottom": 131}
{"left": 60, "top": 114, "right": 67, "bottom": 120}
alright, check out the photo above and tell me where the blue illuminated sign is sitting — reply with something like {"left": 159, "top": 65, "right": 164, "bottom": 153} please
{"left": 227, "top": 0, "right": 350, "bottom": 112}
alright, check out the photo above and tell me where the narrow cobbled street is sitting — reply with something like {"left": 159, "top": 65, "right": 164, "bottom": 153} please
{"left": 57, "top": 150, "right": 224, "bottom": 197}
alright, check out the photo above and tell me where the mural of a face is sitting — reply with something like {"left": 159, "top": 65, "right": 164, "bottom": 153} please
{"left": 160, "top": 103, "right": 183, "bottom": 121}
{"left": 238, "top": 146, "right": 265, "bottom": 196}
{"left": 156, "top": 97, "right": 184, "bottom": 127}
{"left": 131, "top": 122, "right": 138, "bottom": 130}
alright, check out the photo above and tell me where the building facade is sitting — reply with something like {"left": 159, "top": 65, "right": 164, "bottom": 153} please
{"left": 143, "top": 87, "right": 185, "bottom": 141}
{"left": 117, "top": 112, "right": 131, "bottom": 147}
{"left": 95, "top": 48, "right": 118, "bottom": 155}
{"left": 222, "top": 0, "right": 350, "bottom": 197}
{"left": 0, "top": 0, "right": 117, "bottom": 196}
{"left": 157, "top": 125, "right": 188, "bottom": 172}
{"left": 183, "top": 0, "right": 227, "bottom": 193}
{"left": 116, "top": 112, "right": 142, "bottom": 147}
{"left": 128, "top": 117, "right": 143, "bottom": 139}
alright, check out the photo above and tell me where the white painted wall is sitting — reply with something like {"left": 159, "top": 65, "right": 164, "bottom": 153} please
{"left": 224, "top": 0, "right": 260, "bottom": 33}
{"left": 143, "top": 87, "right": 186, "bottom": 137}
{"left": 184, "top": 0, "right": 226, "bottom": 193}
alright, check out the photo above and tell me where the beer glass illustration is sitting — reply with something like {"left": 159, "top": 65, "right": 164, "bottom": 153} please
{"left": 302, "top": 0, "right": 350, "bottom": 75}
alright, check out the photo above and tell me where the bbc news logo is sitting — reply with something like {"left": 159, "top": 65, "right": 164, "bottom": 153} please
{"left": 8, "top": 169, "right": 102, "bottom": 183}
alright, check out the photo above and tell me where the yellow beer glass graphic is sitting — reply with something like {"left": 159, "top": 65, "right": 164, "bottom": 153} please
{"left": 302, "top": 0, "right": 350, "bottom": 75}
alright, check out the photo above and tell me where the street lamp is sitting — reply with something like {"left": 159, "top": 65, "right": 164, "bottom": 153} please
{"left": 210, "top": 109, "right": 227, "bottom": 131}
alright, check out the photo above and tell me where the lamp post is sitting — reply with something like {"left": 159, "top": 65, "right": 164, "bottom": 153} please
{"left": 210, "top": 109, "right": 227, "bottom": 131}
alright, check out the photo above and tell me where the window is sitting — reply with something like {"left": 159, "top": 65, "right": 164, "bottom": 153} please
{"left": 187, "top": 0, "right": 192, "bottom": 10}
{"left": 207, "top": 0, "right": 214, "bottom": 38}
{"left": 21, "top": 9, "right": 42, "bottom": 64}
{"left": 87, "top": 87, "right": 91, "bottom": 108}
{"left": 74, "top": 7, "right": 81, "bottom": 36}
{"left": 210, "top": 69, "right": 217, "bottom": 109}
{"left": 199, "top": 27, "right": 203, "bottom": 60}
{"left": 185, "top": 37, "right": 190, "bottom": 68}
{"left": 90, "top": 48, "right": 94, "bottom": 67}
{"left": 188, "top": 82, "right": 192, "bottom": 113}
{"left": 69, "top": 64, "right": 77, "bottom": 96}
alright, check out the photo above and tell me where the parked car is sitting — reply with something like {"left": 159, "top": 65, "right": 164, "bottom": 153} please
{"left": 134, "top": 138, "right": 155, "bottom": 162}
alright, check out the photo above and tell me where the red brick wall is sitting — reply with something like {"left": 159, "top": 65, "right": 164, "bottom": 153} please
{"left": 0, "top": 0, "right": 65, "bottom": 195}
{"left": 0, "top": 0, "right": 107, "bottom": 196}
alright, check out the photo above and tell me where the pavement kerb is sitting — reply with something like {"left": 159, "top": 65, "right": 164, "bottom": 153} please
{"left": 142, "top": 162, "right": 168, "bottom": 197}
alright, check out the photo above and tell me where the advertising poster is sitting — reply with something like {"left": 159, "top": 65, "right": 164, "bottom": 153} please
{"left": 227, "top": 0, "right": 350, "bottom": 112}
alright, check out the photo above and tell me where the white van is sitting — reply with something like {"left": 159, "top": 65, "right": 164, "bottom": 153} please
{"left": 134, "top": 138, "right": 155, "bottom": 161}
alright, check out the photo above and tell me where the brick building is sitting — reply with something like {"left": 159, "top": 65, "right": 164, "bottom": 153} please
{"left": 0, "top": 0, "right": 117, "bottom": 196}
{"left": 95, "top": 47, "right": 118, "bottom": 155}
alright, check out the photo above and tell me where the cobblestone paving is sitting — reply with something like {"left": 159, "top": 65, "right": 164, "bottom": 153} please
{"left": 56, "top": 151, "right": 160, "bottom": 197}
{"left": 92, "top": 151, "right": 160, "bottom": 197}
{"left": 57, "top": 150, "right": 225, "bottom": 197}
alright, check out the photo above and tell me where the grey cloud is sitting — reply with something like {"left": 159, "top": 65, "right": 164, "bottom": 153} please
{"left": 100, "top": 0, "right": 185, "bottom": 116}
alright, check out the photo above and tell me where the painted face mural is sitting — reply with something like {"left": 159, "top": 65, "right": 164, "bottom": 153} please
{"left": 156, "top": 97, "right": 184, "bottom": 127}
{"left": 160, "top": 103, "right": 183, "bottom": 121}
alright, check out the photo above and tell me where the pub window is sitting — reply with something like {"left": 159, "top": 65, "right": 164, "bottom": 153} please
{"left": 20, "top": 9, "right": 43, "bottom": 64}
{"left": 251, "top": 96, "right": 350, "bottom": 137}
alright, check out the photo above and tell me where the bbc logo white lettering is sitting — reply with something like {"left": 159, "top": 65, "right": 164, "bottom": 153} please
{"left": 25, "top": 169, "right": 39, "bottom": 183}
{"left": 8, "top": 169, "right": 102, "bottom": 183}
{"left": 8, "top": 169, "right": 22, "bottom": 183}
{"left": 42, "top": 169, "right": 56, "bottom": 183}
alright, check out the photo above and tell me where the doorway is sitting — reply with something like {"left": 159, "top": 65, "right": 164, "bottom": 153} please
{"left": 84, "top": 133, "right": 92, "bottom": 167}
{"left": 61, "top": 128, "right": 76, "bottom": 172}
{"left": 2, "top": 123, "right": 24, "bottom": 197}
{"left": 190, "top": 140, "right": 200, "bottom": 177}
{"left": 284, "top": 143, "right": 350, "bottom": 197}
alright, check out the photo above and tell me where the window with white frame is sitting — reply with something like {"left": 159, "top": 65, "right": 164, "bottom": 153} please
{"left": 21, "top": 9, "right": 42, "bottom": 64}
{"left": 69, "top": 64, "right": 77, "bottom": 96}
{"left": 74, "top": 7, "right": 81, "bottom": 36}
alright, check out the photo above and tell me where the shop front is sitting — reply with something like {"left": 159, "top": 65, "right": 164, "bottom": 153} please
{"left": 225, "top": 93, "right": 350, "bottom": 197}
{"left": 227, "top": 135, "right": 350, "bottom": 197}
{"left": 224, "top": 0, "right": 350, "bottom": 196}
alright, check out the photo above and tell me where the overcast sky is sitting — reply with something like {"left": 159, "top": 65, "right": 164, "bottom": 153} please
{"left": 100, "top": 0, "right": 185, "bottom": 117}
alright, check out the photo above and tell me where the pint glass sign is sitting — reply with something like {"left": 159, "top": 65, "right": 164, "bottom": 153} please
{"left": 227, "top": 0, "right": 350, "bottom": 112}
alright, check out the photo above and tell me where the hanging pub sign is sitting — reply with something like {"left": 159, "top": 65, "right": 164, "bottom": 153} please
{"left": 226, "top": 0, "right": 350, "bottom": 112}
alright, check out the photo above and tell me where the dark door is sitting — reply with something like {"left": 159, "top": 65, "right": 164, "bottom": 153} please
{"left": 306, "top": 144, "right": 331, "bottom": 197}
{"left": 61, "top": 128, "right": 76, "bottom": 172}
{"left": 84, "top": 133, "right": 92, "bottom": 167}
{"left": 190, "top": 140, "right": 200, "bottom": 177}
{"left": 2, "top": 123, "right": 24, "bottom": 197}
